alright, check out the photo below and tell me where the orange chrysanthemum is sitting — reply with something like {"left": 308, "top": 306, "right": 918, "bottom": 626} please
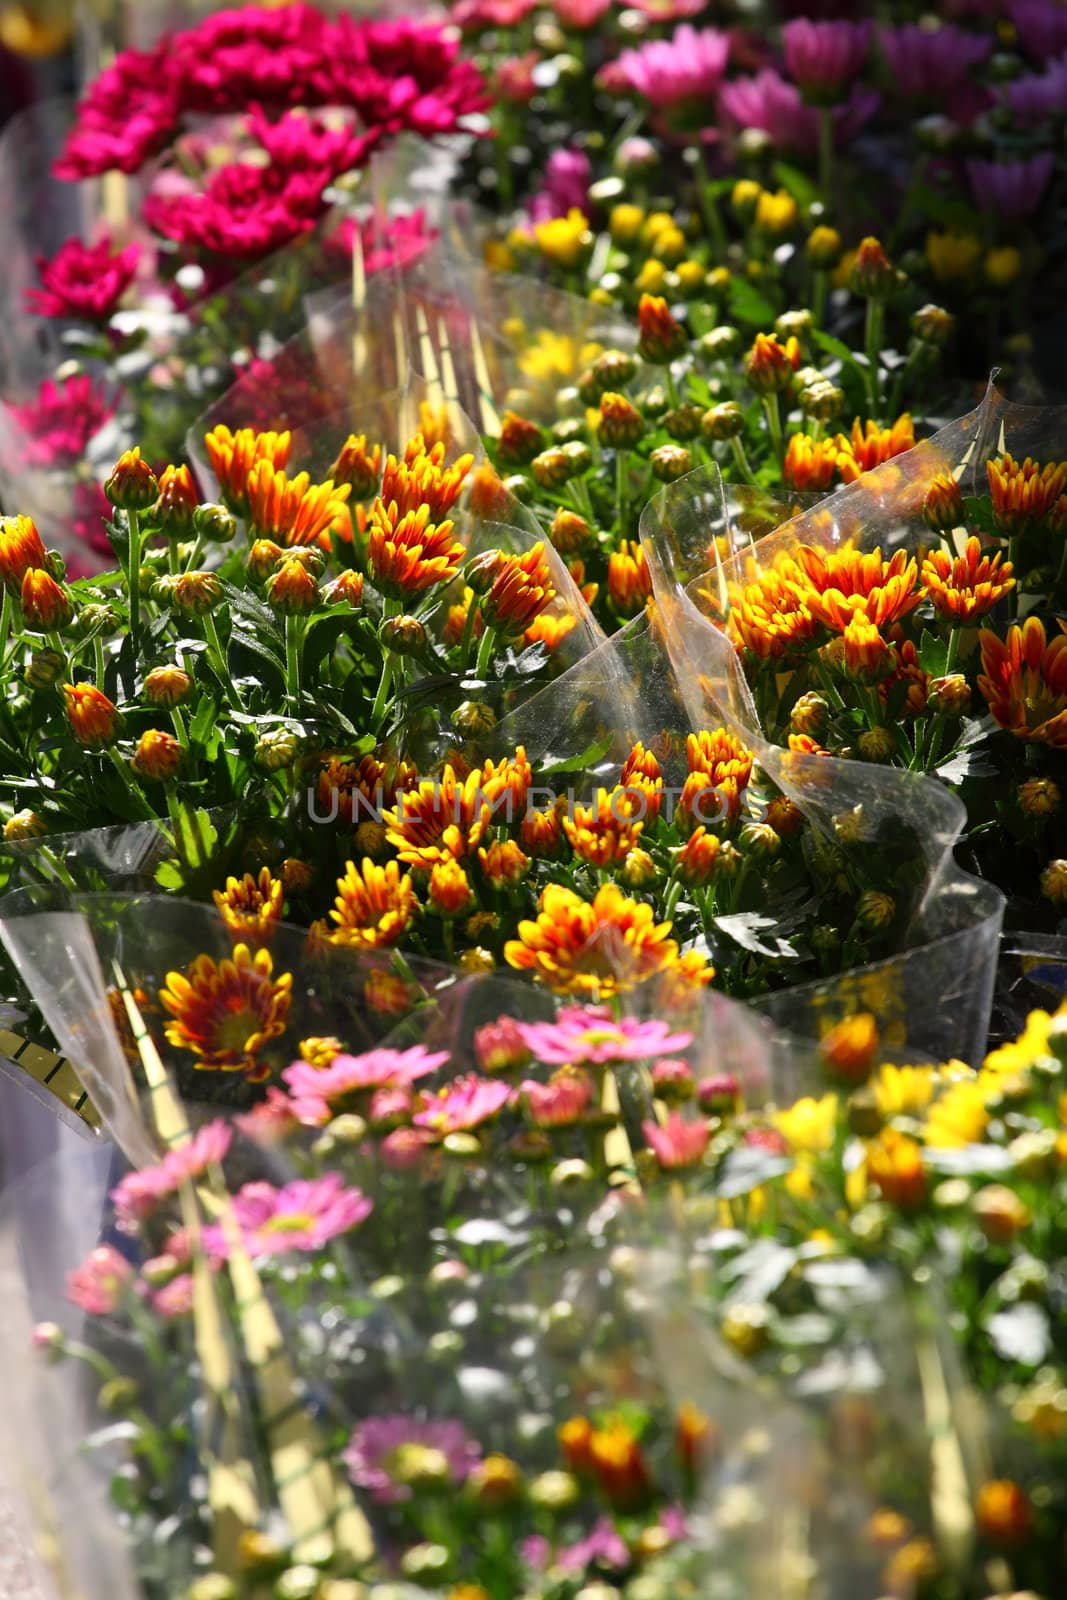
{"left": 978, "top": 617, "right": 1067, "bottom": 745}
{"left": 520, "top": 803, "right": 564, "bottom": 858}
{"left": 524, "top": 612, "right": 576, "bottom": 651}
{"left": 834, "top": 415, "right": 915, "bottom": 482}
{"left": 0, "top": 513, "right": 49, "bottom": 592}
{"left": 479, "top": 747, "right": 532, "bottom": 815}
{"left": 793, "top": 544, "right": 921, "bottom": 632}
{"left": 841, "top": 615, "right": 893, "bottom": 682}
{"left": 329, "top": 433, "right": 383, "bottom": 498}
{"left": 921, "top": 536, "right": 1014, "bottom": 622}
{"left": 204, "top": 424, "right": 291, "bottom": 514}
{"left": 562, "top": 787, "right": 645, "bottom": 868}
{"left": 986, "top": 452, "right": 1067, "bottom": 536}
{"left": 728, "top": 567, "right": 820, "bottom": 660}
{"left": 482, "top": 542, "right": 556, "bottom": 637}
{"left": 783, "top": 433, "right": 839, "bottom": 491}
{"left": 681, "top": 727, "right": 755, "bottom": 825}
{"left": 159, "top": 943, "right": 292, "bottom": 1079}
{"left": 64, "top": 682, "right": 120, "bottom": 747}
{"left": 315, "top": 753, "right": 418, "bottom": 827}
{"left": 620, "top": 741, "right": 664, "bottom": 823}
{"left": 380, "top": 442, "right": 473, "bottom": 521}
{"left": 505, "top": 882, "right": 686, "bottom": 997}
{"left": 366, "top": 501, "right": 465, "bottom": 598}
{"left": 327, "top": 858, "right": 416, "bottom": 949}
{"left": 212, "top": 867, "right": 284, "bottom": 948}
{"left": 879, "top": 639, "right": 929, "bottom": 716}
{"left": 607, "top": 539, "right": 652, "bottom": 617}
{"left": 383, "top": 764, "right": 506, "bottom": 866}
{"left": 245, "top": 459, "right": 351, "bottom": 549}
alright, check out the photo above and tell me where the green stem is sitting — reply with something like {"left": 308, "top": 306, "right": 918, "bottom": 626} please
{"left": 285, "top": 614, "right": 303, "bottom": 706}
{"left": 474, "top": 623, "right": 498, "bottom": 681}
{"left": 615, "top": 447, "right": 628, "bottom": 532}
{"left": 818, "top": 107, "right": 834, "bottom": 207}
{"left": 126, "top": 509, "right": 142, "bottom": 657}
{"left": 812, "top": 268, "right": 828, "bottom": 329}
{"left": 458, "top": 594, "right": 479, "bottom": 670}
{"left": 761, "top": 392, "right": 785, "bottom": 465}
{"left": 371, "top": 654, "right": 395, "bottom": 728}
{"left": 693, "top": 143, "right": 727, "bottom": 257}
{"left": 864, "top": 299, "right": 884, "bottom": 418}
{"left": 93, "top": 634, "right": 106, "bottom": 688}
{"left": 107, "top": 748, "right": 156, "bottom": 819}
{"left": 170, "top": 705, "right": 188, "bottom": 750}
{"left": 729, "top": 434, "right": 758, "bottom": 485}
{"left": 201, "top": 611, "right": 241, "bottom": 711}
{"left": 0, "top": 586, "right": 11, "bottom": 669}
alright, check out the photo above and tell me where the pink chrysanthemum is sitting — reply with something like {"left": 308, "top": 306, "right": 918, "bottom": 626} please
{"left": 521, "top": 1070, "right": 594, "bottom": 1127}
{"left": 26, "top": 235, "right": 141, "bottom": 322}
{"left": 413, "top": 1073, "right": 514, "bottom": 1134}
{"left": 209, "top": 1173, "right": 372, "bottom": 1256}
{"left": 782, "top": 19, "right": 871, "bottom": 100}
{"left": 643, "top": 1113, "right": 710, "bottom": 1169}
{"left": 720, "top": 69, "right": 878, "bottom": 154}
{"left": 111, "top": 1120, "right": 233, "bottom": 1229}
{"left": 66, "top": 1244, "right": 134, "bottom": 1315}
{"left": 55, "top": 46, "right": 179, "bottom": 179}
{"left": 282, "top": 1045, "right": 448, "bottom": 1125}
{"left": 344, "top": 1414, "right": 481, "bottom": 1503}
{"left": 614, "top": 25, "right": 731, "bottom": 110}
{"left": 6, "top": 374, "right": 117, "bottom": 467}
{"left": 517, "top": 1006, "right": 692, "bottom": 1067}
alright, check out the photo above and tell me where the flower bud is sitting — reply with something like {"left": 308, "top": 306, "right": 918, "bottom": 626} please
{"left": 730, "top": 179, "right": 762, "bottom": 219}
{"left": 650, "top": 444, "right": 692, "bottom": 482}
{"left": 745, "top": 332, "right": 800, "bottom": 394}
{"left": 637, "top": 294, "right": 687, "bottom": 364}
{"left": 528, "top": 1469, "right": 580, "bottom": 1510}
{"left": 530, "top": 447, "right": 577, "bottom": 488}
{"left": 255, "top": 728, "right": 299, "bottom": 771}
{"left": 266, "top": 559, "right": 319, "bottom": 615}
{"left": 193, "top": 502, "right": 237, "bottom": 544}
{"left": 929, "top": 673, "right": 970, "bottom": 715}
{"left": 739, "top": 821, "right": 780, "bottom": 858}
{"left": 173, "top": 572, "right": 223, "bottom": 615}
{"left": 806, "top": 225, "right": 842, "bottom": 269}
{"left": 452, "top": 700, "right": 497, "bottom": 737}
{"left": 98, "top": 1376, "right": 139, "bottom": 1416}
{"left": 20, "top": 568, "right": 73, "bottom": 630}
{"left": 975, "top": 1479, "right": 1032, "bottom": 1546}
{"left": 798, "top": 380, "right": 844, "bottom": 421}
{"left": 105, "top": 447, "right": 158, "bottom": 512}
{"left": 720, "top": 1301, "right": 770, "bottom": 1357}
{"left": 701, "top": 401, "right": 744, "bottom": 441}
{"left": 922, "top": 474, "right": 965, "bottom": 533}
{"left": 592, "top": 349, "right": 637, "bottom": 390}
{"left": 274, "top": 1569, "right": 321, "bottom": 1600}
{"left": 132, "top": 728, "right": 183, "bottom": 782}
{"left": 549, "top": 508, "right": 593, "bottom": 554}
{"left": 4, "top": 808, "right": 47, "bottom": 842}
{"left": 143, "top": 665, "right": 193, "bottom": 707}
{"left": 469, "top": 1454, "right": 524, "bottom": 1510}
{"left": 24, "top": 647, "right": 65, "bottom": 690}
{"left": 381, "top": 614, "right": 427, "bottom": 656}
{"left": 598, "top": 393, "right": 645, "bottom": 450}
{"left": 1018, "top": 777, "right": 1060, "bottom": 816}
{"left": 662, "top": 404, "right": 703, "bottom": 442}
{"left": 697, "top": 1073, "right": 739, "bottom": 1114}
{"left": 247, "top": 538, "right": 284, "bottom": 583}
{"left": 911, "top": 304, "right": 954, "bottom": 345}
{"left": 821, "top": 1012, "right": 878, "bottom": 1083}
{"left": 849, "top": 237, "right": 901, "bottom": 298}
{"left": 858, "top": 726, "right": 894, "bottom": 762}
{"left": 237, "top": 1531, "right": 289, "bottom": 1575}
{"left": 155, "top": 464, "right": 198, "bottom": 534}
{"left": 699, "top": 325, "right": 741, "bottom": 360}
{"left": 64, "top": 682, "right": 120, "bottom": 748}
{"left": 856, "top": 890, "right": 895, "bottom": 930}
{"left": 323, "top": 570, "right": 364, "bottom": 608}
{"left": 972, "top": 1184, "right": 1031, "bottom": 1244}
{"left": 329, "top": 434, "right": 382, "bottom": 497}
{"left": 775, "top": 308, "right": 813, "bottom": 342}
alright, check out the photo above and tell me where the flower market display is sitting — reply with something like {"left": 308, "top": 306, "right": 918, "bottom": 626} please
{"left": 0, "top": 1, "right": 1066, "bottom": 1597}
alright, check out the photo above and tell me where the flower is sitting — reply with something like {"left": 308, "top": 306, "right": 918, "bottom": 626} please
{"left": 774, "top": 1093, "right": 838, "bottom": 1155}
{"left": 474, "top": 1017, "right": 531, "bottom": 1074}
{"left": 877, "top": 23, "right": 992, "bottom": 99}
{"left": 792, "top": 544, "right": 921, "bottom": 631}
{"left": 413, "top": 1073, "right": 514, "bottom": 1134}
{"left": 522, "top": 1069, "right": 595, "bottom": 1126}
{"left": 344, "top": 1415, "right": 480, "bottom": 1504}
{"left": 26, "top": 234, "right": 140, "bottom": 321}
{"left": 54, "top": 44, "right": 178, "bottom": 178}
{"left": 144, "top": 666, "right": 193, "bottom": 707}
{"left": 478, "top": 838, "right": 530, "bottom": 887}
{"left": 1004, "top": 54, "right": 1067, "bottom": 127}
{"left": 675, "top": 827, "right": 721, "bottom": 886}
{"left": 978, "top": 617, "right": 1067, "bottom": 744}
{"left": 505, "top": 883, "right": 701, "bottom": 998}
{"left": 215, "top": 1173, "right": 372, "bottom": 1256}
{"left": 562, "top": 787, "right": 645, "bottom": 868}
{"left": 481, "top": 543, "right": 556, "bottom": 636}
{"left": 782, "top": 19, "right": 870, "bottom": 101}
{"left": 867, "top": 1127, "right": 926, "bottom": 1207}
{"left": 986, "top": 452, "right": 1067, "bottom": 536}
{"left": 383, "top": 765, "right": 504, "bottom": 867}
{"left": 213, "top": 868, "right": 284, "bottom": 947}
{"left": 159, "top": 943, "right": 292, "bottom": 1078}
{"left": 131, "top": 729, "right": 183, "bottom": 782}
{"left": 586, "top": 1418, "right": 652, "bottom": 1509}
{"left": 966, "top": 153, "right": 1054, "bottom": 222}
{"left": 975, "top": 1479, "right": 1032, "bottom": 1545}
{"left": 643, "top": 1113, "right": 710, "bottom": 1169}
{"left": 204, "top": 425, "right": 292, "bottom": 516}
{"left": 66, "top": 1244, "right": 134, "bottom": 1314}
{"left": 246, "top": 460, "right": 350, "bottom": 548}
{"left": 921, "top": 537, "right": 1014, "bottom": 621}
{"left": 720, "top": 69, "right": 878, "bottom": 154}
{"left": 531, "top": 209, "right": 591, "bottom": 270}
{"left": 783, "top": 433, "right": 840, "bottom": 491}
{"left": 924, "top": 1076, "right": 989, "bottom": 1147}
{"left": 1011, "top": 0, "right": 1067, "bottom": 61}
{"left": 683, "top": 727, "right": 755, "bottom": 825}
{"left": 0, "top": 514, "right": 48, "bottom": 593}
{"left": 329, "top": 434, "right": 383, "bottom": 498}
{"left": 834, "top": 415, "right": 915, "bottom": 481}
{"left": 283, "top": 1046, "right": 446, "bottom": 1125}
{"left": 613, "top": 25, "right": 730, "bottom": 110}
{"left": 821, "top": 1013, "right": 879, "bottom": 1080}
{"left": 556, "top": 1518, "right": 629, "bottom": 1573}
{"left": 20, "top": 569, "right": 72, "bottom": 631}
{"left": 528, "top": 148, "right": 591, "bottom": 223}
{"left": 7, "top": 373, "right": 116, "bottom": 466}
{"left": 64, "top": 682, "right": 120, "bottom": 747}
{"left": 518, "top": 1007, "right": 692, "bottom": 1066}
{"left": 729, "top": 568, "right": 819, "bottom": 660}
{"left": 637, "top": 293, "right": 688, "bottom": 364}
{"left": 428, "top": 858, "right": 475, "bottom": 917}
{"left": 367, "top": 502, "right": 465, "bottom": 598}
{"left": 267, "top": 556, "right": 322, "bottom": 615}
{"left": 112, "top": 1120, "right": 232, "bottom": 1227}
{"left": 324, "top": 858, "right": 416, "bottom": 950}
{"left": 926, "top": 230, "right": 982, "bottom": 284}
{"left": 607, "top": 540, "right": 652, "bottom": 617}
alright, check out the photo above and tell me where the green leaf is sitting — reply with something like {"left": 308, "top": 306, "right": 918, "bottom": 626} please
{"left": 302, "top": 608, "right": 372, "bottom": 685}
{"left": 714, "top": 911, "right": 800, "bottom": 960}
{"left": 812, "top": 329, "right": 865, "bottom": 374}
{"left": 230, "top": 628, "right": 285, "bottom": 679}
{"left": 916, "top": 628, "right": 950, "bottom": 678}
{"left": 772, "top": 161, "right": 819, "bottom": 211}
{"left": 727, "top": 276, "right": 776, "bottom": 330}
{"left": 187, "top": 694, "right": 219, "bottom": 748}
{"left": 539, "top": 734, "right": 616, "bottom": 777}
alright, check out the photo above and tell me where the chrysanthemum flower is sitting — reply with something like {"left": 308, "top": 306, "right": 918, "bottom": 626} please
{"left": 841, "top": 615, "right": 893, "bottom": 682}
{"left": 478, "top": 838, "right": 530, "bottom": 887}
{"left": 524, "top": 612, "right": 576, "bottom": 651}
{"left": 986, "top": 451, "right": 1067, "bottom": 537}
{"left": 682, "top": 727, "right": 755, "bottom": 826}
{"left": 383, "top": 764, "right": 503, "bottom": 866}
{"left": 729, "top": 567, "right": 820, "bottom": 660}
{"left": 20, "top": 568, "right": 72, "bottom": 631}
{"left": 793, "top": 544, "right": 921, "bottom": 631}
{"left": 783, "top": 433, "right": 840, "bottom": 491}
{"left": 413, "top": 1072, "right": 514, "bottom": 1133}
{"left": 246, "top": 459, "right": 351, "bottom": 548}
{"left": 745, "top": 332, "right": 801, "bottom": 394}
{"left": 521, "top": 1069, "right": 595, "bottom": 1127}
{"left": 518, "top": 1006, "right": 692, "bottom": 1066}
{"left": 329, "top": 433, "right": 383, "bottom": 498}
{"left": 834, "top": 415, "right": 915, "bottom": 481}
{"left": 8, "top": 374, "right": 116, "bottom": 467}
{"left": 204, "top": 424, "right": 292, "bottom": 516}
{"left": 283, "top": 1045, "right": 447, "bottom": 1125}
{"left": 637, "top": 293, "right": 688, "bottom": 364}
{"left": 159, "top": 943, "right": 292, "bottom": 1078}
{"left": 131, "top": 728, "right": 183, "bottom": 782}
{"left": 563, "top": 787, "right": 646, "bottom": 868}
{"left": 325, "top": 858, "right": 416, "bottom": 950}
{"left": 0, "top": 514, "right": 49, "bottom": 593}
{"left": 521, "top": 804, "right": 564, "bottom": 858}
{"left": 213, "top": 867, "right": 284, "bottom": 948}
{"left": 978, "top": 617, "right": 1067, "bottom": 744}
{"left": 607, "top": 540, "right": 652, "bottom": 617}
{"left": 675, "top": 826, "right": 721, "bottom": 886}
{"left": 921, "top": 536, "right": 1014, "bottom": 622}
{"left": 367, "top": 501, "right": 465, "bottom": 598}
{"left": 211, "top": 1172, "right": 372, "bottom": 1256}
{"left": 481, "top": 541, "right": 556, "bottom": 637}
{"left": 428, "top": 857, "right": 475, "bottom": 917}
{"left": 64, "top": 682, "right": 120, "bottom": 748}
{"left": 380, "top": 442, "right": 473, "bottom": 521}
{"left": 317, "top": 752, "right": 418, "bottom": 826}
{"left": 505, "top": 883, "right": 686, "bottom": 997}
{"left": 643, "top": 1113, "right": 710, "bottom": 1169}
{"left": 26, "top": 234, "right": 141, "bottom": 322}
{"left": 66, "top": 1244, "right": 134, "bottom": 1315}
{"left": 866, "top": 1127, "right": 925, "bottom": 1207}
{"left": 111, "top": 1120, "right": 232, "bottom": 1228}
{"left": 344, "top": 1415, "right": 481, "bottom": 1504}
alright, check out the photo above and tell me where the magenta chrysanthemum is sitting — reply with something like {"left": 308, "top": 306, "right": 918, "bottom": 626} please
{"left": 66, "top": 1244, "right": 134, "bottom": 1315}
{"left": 208, "top": 1173, "right": 372, "bottom": 1256}
{"left": 26, "top": 235, "right": 141, "bottom": 322}
{"left": 517, "top": 1006, "right": 693, "bottom": 1067}
{"left": 720, "top": 69, "right": 879, "bottom": 154}
{"left": 343, "top": 1414, "right": 481, "bottom": 1503}
{"left": 6, "top": 374, "right": 117, "bottom": 467}
{"left": 111, "top": 1120, "right": 233, "bottom": 1229}
{"left": 614, "top": 25, "right": 731, "bottom": 110}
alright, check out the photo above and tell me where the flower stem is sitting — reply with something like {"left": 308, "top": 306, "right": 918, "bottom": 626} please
{"left": 615, "top": 447, "right": 628, "bottom": 532}
{"left": 761, "top": 393, "right": 784, "bottom": 465}
{"left": 812, "top": 268, "right": 828, "bottom": 329}
{"left": 126, "top": 509, "right": 142, "bottom": 657}
{"left": 201, "top": 611, "right": 241, "bottom": 711}
{"left": 474, "top": 623, "right": 497, "bottom": 681}
{"left": 694, "top": 143, "right": 727, "bottom": 258}
{"left": 729, "top": 434, "right": 758, "bottom": 485}
{"left": 371, "top": 654, "right": 394, "bottom": 729}
{"left": 285, "top": 614, "right": 303, "bottom": 706}
{"left": 864, "top": 299, "right": 884, "bottom": 418}
{"left": 458, "top": 595, "right": 479, "bottom": 670}
{"left": 818, "top": 108, "right": 835, "bottom": 206}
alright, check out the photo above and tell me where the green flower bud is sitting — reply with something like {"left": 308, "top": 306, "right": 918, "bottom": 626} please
{"left": 255, "top": 728, "right": 299, "bottom": 771}
{"left": 98, "top": 1376, "right": 139, "bottom": 1416}
{"left": 193, "top": 503, "right": 237, "bottom": 543}
{"left": 661, "top": 404, "right": 703, "bottom": 441}
{"left": 452, "top": 700, "right": 497, "bottom": 736}
{"left": 701, "top": 401, "right": 744, "bottom": 441}
{"left": 381, "top": 615, "right": 427, "bottom": 656}
{"left": 650, "top": 445, "right": 692, "bottom": 482}
{"left": 24, "top": 648, "right": 65, "bottom": 690}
